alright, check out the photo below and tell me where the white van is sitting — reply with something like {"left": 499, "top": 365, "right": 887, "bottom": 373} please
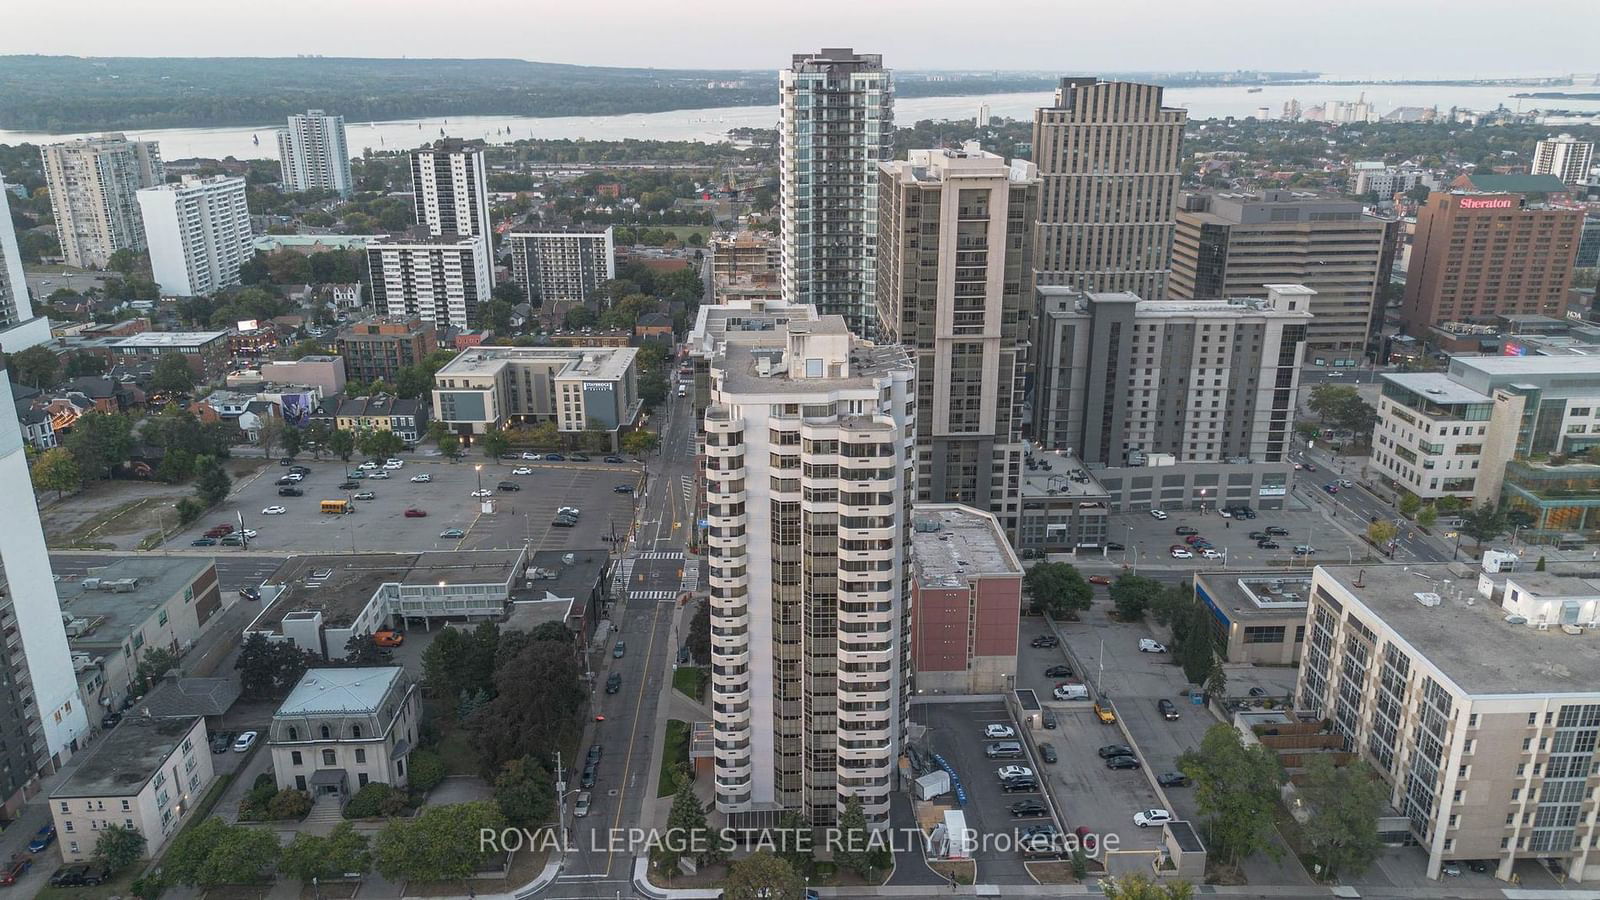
{"left": 1053, "top": 683, "right": 1089, "bottom": 701}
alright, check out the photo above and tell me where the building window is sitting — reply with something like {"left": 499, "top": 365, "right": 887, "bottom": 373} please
{"left": 355, "top": 749, "right": 366, "bottom": 764}
{"left": 323, "top": 750, "right": 336, "bottom": 766}
{"left": 358, "top": 773, "right": 369, "bottom": 787}
{"left": 352, "top": 725, "right": 362, "bottom": 739}
{"left": 289, "top": 727, "right": 298, "bottom": 741}
{"left": 292, "top": 751, "right": 303, "bottom": 766}
{"left": 320, "top": 725, "right": 331, "bottom": 739}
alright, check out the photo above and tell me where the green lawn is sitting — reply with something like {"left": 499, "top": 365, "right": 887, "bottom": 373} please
{"left": 434, "top": 723, "right": 483, "bottom": 776}
{"left": 657, "top": 719, "right": 690, "bottom": 797}
{"left": 672, "top": 665, "right": 707, "bottom": 702}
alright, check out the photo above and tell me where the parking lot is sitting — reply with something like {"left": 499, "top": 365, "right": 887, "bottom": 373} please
{"left": 1096, "top": 502, "right": 1372, "bottom": 572}
{"left": 167, "top": 456, "right": 644, "bottom": 554}
{"left": 918, "top": 701, "right": 1043, "bottom": 882}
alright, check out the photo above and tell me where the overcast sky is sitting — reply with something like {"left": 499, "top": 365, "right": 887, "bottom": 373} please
{"left": 4, "top": 0, "right": 1594, "bottom": 78}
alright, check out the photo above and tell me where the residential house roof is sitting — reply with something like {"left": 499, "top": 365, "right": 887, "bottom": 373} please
{"left": 276, "top": 667, "right": 406, "bottom": 717}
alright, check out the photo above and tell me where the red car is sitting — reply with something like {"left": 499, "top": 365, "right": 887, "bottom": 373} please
{"left": 403, "top": 508, "right": 427, "bottom": 518}
{"left": 0, "top": 853, "right": 30, "bottom": 886}
{"left": 204, "top": 525, "right": 234, "bottom": 538}
{"left": 1088, "top": 575, "right": 1113, "bottom": 585}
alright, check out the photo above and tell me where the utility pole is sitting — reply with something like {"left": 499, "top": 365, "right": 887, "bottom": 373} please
{"left": 553, "top": 750, "right": 568, "bottom": 851}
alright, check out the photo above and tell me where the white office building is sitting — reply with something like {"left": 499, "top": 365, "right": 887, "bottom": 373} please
{"left": 508, "top": 228, "right": 615, "bottom": 306}
{"left": 779, "top": 48, "right": 894, "bottom": 340}
{"left": 700, "top": 310, "right": 915, "bottom": 828}
{"left": 137, "top": 175, "right": 253, "bottom": 297}
{"left": 277, "top": 110, "right": 353, "bottom": 197}
{"left": 410, "top": 140, "right": 492, "bottom": 238}
{"left": 0, "top": 175, "right": 49, "bottom": 352}
{"left": 1533, "top": 135, "right": 1595, "bottom": 187}
{"left": 366, "top": 234, "right": 492, "bottom": 330}
{"left": 41, "top": 134, "right": 164, "bottom": 269}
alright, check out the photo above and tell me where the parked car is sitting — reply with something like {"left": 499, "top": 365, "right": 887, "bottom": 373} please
{"left": 587, "top": 745, "right": 603, "bottom": 766}
{"left": 1183, "top": 535, "right": 1207, "bottom": 545}
{"left": 353, "top": 491, "right": 376, "bottom": 501}
{"left": 1175, "top": 525, "right": 1199, "bottom": 535}
{"left": 1041, "top": 709, "right": 1057, "bottom": 730}
{"left": 606, "top": 673, "right": 623, "bottom": 694}
{"left": 220, "top": 535, "right": 244, "bottom": 546}
{"left": 232, "top": 731, "right": 258, "bottom": 752}
{"left": 279, "top": 486, "right": 304, "bottom": 496}
{"left": 580, "top": 765, "right": 596, "bottom": 788}
{"left": 411, "top": 473, "right": 432, "bottom": 483}
{"left": 1257, "top": 540, "right": 1280, "bottom": 549}
{"left": 613, "top": 640, "right": 626, "bottom": 658}
{"left": 1088, "top": 575, "right": 1113, "bottom": 585}
{"left": 1149, "top": 509, "right": 1168, "bottom": 520}
{"left": 1170, "top": 548, "right": 1192, "bottom": 559}
{"left": 1044, "top": 664, "right": 1073, "bottom": 678}
{"left": 1200, "top": 548, "right": 1222, "bottom": 559}
{"left": 613, "top": 483, "right": 635, "bottom": 493}
{"left": 1105, "top": 755, "right": 1140, "bottom": 770}
{"left": 552, "top": 517, "right": 576, "bottom": 528}
{"left": 996, "top": 765, "right": 1034, "bottom": 781}
{"left": 357, "top": 461, "right": 379, "bottom": 470}
{"left": 1001, "top": 777, "right": 1039, "bottom": 793}
{"left": 1248, "top": 687, "right": 1269, "bottom": 697}
{"left": 521, "top": 451, "right": 540, "bottom": 460}
{"left": 339, "top": 481, "right": 359, "bottom": 490}
{"left": 470, "top": 488, "right": 492, "bottom": 498}
{"left": 558, "top": 506, "right": 581, "bottom": 516}
{"left": 367, "top": 471, "right": 389, "bottom": 480}
{"left": 604, "top": 455, "right": 625, "bottom": 464}
{"left": 1158, "top": 699, "right": 1180, "bottom": 720}
{"left": 211, "top": 731, "right": 234, "bottom": 753}
{"left": 983, "top": 724, "right": 1016, "bottom": 739}
{"left": 497, "top": 481, "right": 521, "bottom": 492}
{"left": 26, "top": 825, "right": 55, "bottom": 852}
{"left": 1030, "top": 635, "right": 1059, "bottom": 648}
{"left": 101, "top": 711, "right": 122, "bottom": 729}
{"left": 1265, "top": 526, "right": 1290, "bottom": 536}
{"left": 439, "top": 528, "right": 465, "bottom": 539}
{"left": 1134, "top": 809, "right": 1173, "bottom": 828}
{"left": 1138, "top": 638, "right": 1168, "bottom": 653}
{"left": 1247, "top": 531, "right": 1269, "bottom": 541}
{"left": 49, "top": 863, "right": 110, "bottom": 887}
{"left": 1104, "top": 541, "right": 1124, "bottom": 551}
{"left": 1092, "top": 703, "right": 1116, "bottom": 724}
{"left": 1039, "top": 743, "right": 1058, "bottom": 764}
{"left": 1097, "top": 744, "right": 1134, "bottom": 759}
{"left": 569, "top": 453, "right": 591, "bottom": 462}
{"left": 261, "top": 504, "right": 288, "bottom": 515}
{"left": 191, "top": 537, "right": 218, "bottom": 546}
{"left": 373, "top": 630, "right": 404, "bottom": 647}
{"left": 511, "top": 467, "right": 534, "bottom": 475}
{"left": 404, "top": 508, "right": 428, "bottom": 517}
{"left": 1009, "top": 799, "right": 1049, "bottom": 817}
{"left": 1157, "top": 772, "right": 1192, "bottom": 788}
{"left": 544, "top": 453, "right": 566, "bottom": 462}
{"left": 574, "top": 791, "right": 592, "bottom": 818}
{"left": 240, "top": 587, "right": 261, "bottom": 602}
{"left": 0, "top": 854, "right": 30, "bottom": 886}
{"left": 1293, "top": 545, "right": 1316, "bottom": 555}
{"left": 1074, "top": 825, "right": 1098, "bottom": 852}
{"left": 383, "top": 459, "right": 404, "bottom": 469}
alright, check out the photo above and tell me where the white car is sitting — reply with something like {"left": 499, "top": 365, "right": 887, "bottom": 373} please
{"left": 984, "top": 724, "right": 1016, "bottom": 739}
{"left": 521, "top": 451, "right": 540, "bottom": 460}
{"left": 558, "top": 506, "right": 581, "bottom": 516}
{"left": 1200, "top": 548, "right": 1222, "bottom": 559}
{"left": 1338, "top": 479, "right": 1354, "bottom": 488}
{"left": 996, "top": 766, "right": 1034, "bottom": 781}
{"left": 367, "top": 471, "right": 389, "bottom": 480}
{"left": 357, "top": 461, "right": 379, "bottom": 470}
{"left": 1149, "top": 509, "right": 1168, "bottom": 520}
{"left": 232, "top": 731, "right": 258, "bottom": 752}
{"left": 470, "top": 488, "right": 492, "bottom": 498}
{"left": 511, "top": 467, "right": 534, "bottom": 475}
{"left": 574, "top": 790, "right": 591, "bottom": 818}
{"left": 410, "top": 473, "right": 432, "bottom": 483}
{"left": 1217, "top": 508, "right": 1232, "bottom": 518}
{"left": 284, "top": 472, "right": 304, "bottom": 482}
{"left": 1170, "top": 548, "right": 1192, "bottom": 559}
{"left": 231, "top": 529, "right": 259, "bottom": 539}
{"left": 1133, "top": 808, "right": 1173, "bottom": 828}
{"left": 261, "top": 506, "right": 287, "bottom": 516}
{"left": 383, "top": 459, "right": 404, "bottom": 469}
{"left": 1139, "top": 638, "right": 1168, "bottom": 653}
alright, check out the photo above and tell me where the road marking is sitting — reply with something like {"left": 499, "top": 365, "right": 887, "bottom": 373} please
{"left": 627, "top": 590, "right": 677, "bottom": 601}
{"left": 603, "top": 586, "right": 668, "bottom": 877}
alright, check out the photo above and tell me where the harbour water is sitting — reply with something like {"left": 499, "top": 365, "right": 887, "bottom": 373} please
{"left": 1, "top": 83, "right": 1596, "bottom": 161}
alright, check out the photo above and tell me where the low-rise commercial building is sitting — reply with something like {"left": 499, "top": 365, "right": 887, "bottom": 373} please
{"left": 107, "top": 331, "right": 231, "bottom": 383}
{"left": 259, "top": 356, "right": 346, "bottom": 398}
{"left": 431, "top": 346, "right": 640, "bottom": 443}
{"left": 48, "top": 717, "right": 213, "bottom": 862}
{"left": 59, "top": 558, "right": 228, "bottom": 718}
{"left": 1298, "top": 562, "right": 1600, "bottom": 881}
{"left": 270, "top": 667, "right": 420, "bottom": 801}
{"left": 909, "top": 504, "right": 1022, "bottom": 694}
{"left": 336, "top": 316, "right": 437, "bottom": 385}
{"left": 247, "top": 551, "right": 526, "bottom": 659}
{"left": 332, "top": 394, "right": 426, "bottom": 444}
{"left": 1015, "top": 448, "right": 1110, "bottom": 554}
{"left": 1194, "top": 571, "right": 1308, "bottom": 665}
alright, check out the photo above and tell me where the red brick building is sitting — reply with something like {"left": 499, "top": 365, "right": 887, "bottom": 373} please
{"left": 908, "top": 504, "right": 1023, "bottom": 694}
{"left": 1400, "top": 190, "right": 1583, "bottom": 336}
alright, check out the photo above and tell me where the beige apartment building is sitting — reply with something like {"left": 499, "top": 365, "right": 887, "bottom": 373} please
{"left": 49, "top": 717, "right": 214, "bottom": 862}
{"left": 1170, "top": 190, "right": 1391, "bottom": 367}
{"left": 1032, "top": 78, "right": 1186, "bottom": 299}
{"left": 710, "top": 230, "right": 780, "bottom": 281}
{"left": 41, "top": 134, "right": 164, "bottom": 269}
{"left": 877, "top": 144, "right": 1037, "bottom": 533}
{"left": 1299, "top": 563, "right": 1600, "bottom": 881}
{"left": 270, "top": 667, "right": 421, "bottom": 801}
{"left": 702, "top": 312, "right": 915, "bottom": 828}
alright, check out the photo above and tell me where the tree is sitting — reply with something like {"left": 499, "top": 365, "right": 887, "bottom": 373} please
{"left": 1366, "top": 520, "right": 1398, "bottom": 547}
{"left": 421, "top": 623, "right": 500, "bottom": 706}
{"left": 1178, "top": 724, "right": 1284, "bottom": 866}
{"left": 327, "top": 427, "right": 356, "bottom": 466}
{"left": 832, "top": 794, "right": 888, "bottom": 881}
{"left": 66, "top": 411, "right": 134, "bottom": 479}
{"left": 1298, "top": 756, "right": 1384, "bottom": 879}
{"left": 563, "top": 306, "right": 597, "bottom": 330}
{"left": 526, "top": 421, "right": 560, "bottom": 449}
{"left": 280, "top": 426, "right": 303, "bottom": 459}
{"left": 1109, "top": 575, "right": 1164, "bottom": 621}
{"left": 1459, "top": 503, "right": 1509, "bottom": 552}
{"left": 1416, "top": 505, "right": 1438, "bottom": 530}
{"left": 7, "top": 345, "right": 59, "bottom": 388}
{"left": 621, "top": 429, "right": 659, "bottom": 456}
{"left": 94, "top": 823, "right": 147, "bottom": 874}
{"left": 1293, "top": 421, "right": 1320, "bottom": 441}
{"left": 236, "top": 633, "right": 314, "bottom": 699}
{"left": 303, "top": 421, "right": 330, "bottom": 459}
{"left": 409, "top": 749, "right": 446, "bottom": 792}
{"left": 267, "top": 789, "right": 313, "bottom": 820}
{"left": 149, "top": 353, "right": 196, "bottom": 395}
{"left": 1398, "top": 492, "right": 1422, "bottom": 518}
{"left": 135, "top": 646, "right": 179, "bottom": 692}
{"left": 494, "top": 755, "right": 555, "bottom": 826}
{"left": 31, "top": 447, "right": 81, "bottom": 499}
{"left": 256, "top": 416, "right": 285, "bottom": 457}
{"left": 64, "top": 352, "right": 107, "bottom": 378}
{"left": 722, "top": 851, "right": 805, "bottom": 900}
{"left": 480, "top": 426, "right": 511, "bottom": 460}
{"left": 1023, "top": 562, "right": 1093, "bottom": 619}
{"left": 1536, "top": 555, "right": 1548, "bottom": 571}
{"left": 194, "top": 457, "right": 232, "bottom": 506}
{"left": 1436, "top": 495, "right": 1464, "bottom": 515}
{"left": 437, "top": 433, "right": 460, "bottom": 457}
{"left": 161, "top": 818, "right": 281, "bottom": 887}
{"left": 343, "top": 633, "right": 392, "bottom": 665}
{"left": 686, "top": 601, "right": 711, "bottom": 664}
{"left": 372, "top": 801, "right": 506, "bottom": 882}
{"left": 107, "top": 248, "right": 145, "bottom": 275}
{"left": 356, "top": 429, "right": 405, "bottom": 462}
{"left": 470, "top": 637, "right": 586, "bottom": 771}
{"left": 279, "top": 823, "right": 372, "bottom": 882}
{"left": 1101, "top": 874, "right": 1195, "bottom": 900}
{"left": 653, "top": 765, "right": 719, "bottom": 873}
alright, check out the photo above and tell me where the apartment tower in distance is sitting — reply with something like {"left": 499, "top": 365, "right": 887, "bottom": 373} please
{"left": 507, "top": 227, "right": 616, "bottom": 307}
{"left": 410, "top": 140, "right": 493, "bottom": 238}
{"left": 780, "top": 48, "right": 893, "bottom": 339}
{"left": 137, "top": 175, "right": 253, "bottom": 297}
{"left": 878, "top": 144, "right": 1038, "bottom": 532}
{"left": 277, "top": 110, "right": 353, "bottom": 197}
{"left": 1032, "top": 78, "right": 1186, "bottom": 298}
{"left": 1532, "top": 134, "right": 1595, "bottom": 186}
{"left": 700, "top": 311, "right": 915, "bottom": 828}
{"left": 0, "top": 366, "right": 90, "bottom": 818}
{"left": 1171, "top": 190, "right": 1391, "bottom": 367}
{"left": 0, "top": 175, "right": 50, "bottom": 352}
{"left": 41, "top": 134, "right": 164, "bottom": 269}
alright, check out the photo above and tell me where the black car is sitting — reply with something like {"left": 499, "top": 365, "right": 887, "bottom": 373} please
{"left": 1158, "top": 699, "right": 1180, "bottom": 720}
{"left": 279, "top": 458, "right": 294, "bottom": 466}
{"left": 49, "top": 863, "right": 109, "bottom": 887}
{"left": 1030, "top": 635, "right": 1059, "bottom": 648}
{"left": 1041, "top": 709, "right": 1057, "bottom": 730}
{"left": 613, "top": 483, "right": 635, "bottom": 493}
{"left": 606, "top": 673, "right": 622, "bottom": 694}
{"left": 279, "top": 486, "right": 304, "bottom": 497}
{"left": 1098, "top": 743, "right": 1134, "bottom": 758}
{"left": 1039, "top": 743, "right": 1058, "bottom": 764}
{"left": 101, "top": 711, "right": 122, "bottom": 729}
{"left": 497, "top": 481, "right": 521, "bottom": 492}
{"left": 290, "top": 465, "right": 310, "bottom": 475}
{"left": 1044, "top": 664, "right": 1074, "bottom": 678}
{"left": 587, "top": 745, "right": 603, "bottom": 765}
{"left": 1009, "top": 799, "right": 1049, "bottom": 817}
{"left": 1105, "top": 755, "right": 1141, "bottom": 770}
{"left": 1257, "top": 540, "right": 1280, "bottom": 549}
{"left": 1001, "top": 777, "right": 1039, "bottom": 792}
{"left": 339, "top": 481, "right": 359, "bottom": 490}
{"left": 1248, "top": 687, "right": 1268, "bottom": 697}
{"left": 276, "top": 476, "right": 295, "bottom": 486}
{"left": 580, "top": 765, "right": 596, "bottom": 788}
{"left": 569, "top": 453, "right": 591, "bottom": 462}
{"left": 1157, "top": 772, "right": 1192, "bottom": 788}
{"left": 191, "top": 537, "right": 218, "bottom": 546}
{"left": 1238, "top": 509, "right": 1256, "bottom": 519}
{"left": 604, "top": 455, "right": 625, "bottom": 464}
{"left": 1104, "top": 542, "right": 1124, "bottom": 552}
{"left": 1247, "top": 531, "right": 1270, "bottom": 541}
{"left": 1265, "top": 526, "right": 1290, "bottom": 536}
{"left": 552, "top": 518, "right": 576, "bottom": 528}
{"left": 1175, "top": 525, "right": 1199, "bottom": 535}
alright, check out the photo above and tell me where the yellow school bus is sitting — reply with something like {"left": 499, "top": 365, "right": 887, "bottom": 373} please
{"left": 320, "top": 499, "right": 351, "bottom": 515}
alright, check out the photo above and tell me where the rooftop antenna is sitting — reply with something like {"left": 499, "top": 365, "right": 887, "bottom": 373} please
{"left": 1354, "top": 569, "right": 1366, "bottom": 588}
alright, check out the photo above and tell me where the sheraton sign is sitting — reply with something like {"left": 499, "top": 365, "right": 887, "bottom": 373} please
{"left": 1457, "top": 197, "right": 1515, "bottom": 210}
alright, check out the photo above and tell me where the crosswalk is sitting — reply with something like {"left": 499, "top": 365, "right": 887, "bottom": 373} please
{"left": 628, "top": 589, "right": 678, "bottom": 601}
{"left": 612, "top": 557, "right": 634, "bottom": 593}
{"left": 637, "top": 551, "right": 684, "bottom": 560}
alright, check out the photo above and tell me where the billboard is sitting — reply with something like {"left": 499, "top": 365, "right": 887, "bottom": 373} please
{"left": 280, "top": 392, "right": 315, "bottom": 428}
{"left": 236, "top": 318, "right": 260, "bottom": 332}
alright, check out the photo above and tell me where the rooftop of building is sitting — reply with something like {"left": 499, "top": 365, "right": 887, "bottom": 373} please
{"left": 885, "top": 144, "right": 1036, "bottom": 183}
{"left": 1196, "top": 571, "right": 1312, "bottom": 622}
{"left": 1454, "top": 174, "right": 1572, "bottom": 194}
{"left": 369, "top": 231, "right": 484, "bottom": 247}
{"left": 138, "top": 675, "right": 242, "bottom": 719}
{"left": 689, "top": 300, "right": 818, "bottom": 357}
{"left": 1318, "top": 563, "right": 1600, "bottom": 695}
{"left": 433, "top": 345, "right": 637, "bottom": 382}
{"left": 715, "top": 317, "right": 912, "bottom": 397}
{"left": 60, "top": 557, "right": 215, "bottom": 650}
{"left": 507, "top": 226, "right": 612, "bottom": 238}
{"left": 276, "top": 667, "right": 406, "bottom": 718}
{"left": 337, "top": 316, "right": 432, "bottom": 338}
{"left": 910, "top": 504, "right": 1021, "bottom": 588}
{"left": 111, "top": 331, "right": 228, "bottom": 348}
{"left": 1038, "top": 285, "right": 1315, "bottom": 320}
{"left": 1019, "top": 448, "right": 1111, "bottom": 500}
{"left": 1379, "top": 371, "right": 1493, "bottom": 405}
{"left": 255, "top": 550, "right": 524, "bottom": 633}
{"left": 1449, "top": 355, "right": 1600, "bottom": 379}
{"left": 51, "top": 717, "right": 201, "bottom": 799}
{"left": 515, "top": 549, "right": 609, "bottom": 604}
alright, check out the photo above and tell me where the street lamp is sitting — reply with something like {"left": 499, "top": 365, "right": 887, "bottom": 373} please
{"left": 474, "top": 463, "right": 484, "bottom": 497}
